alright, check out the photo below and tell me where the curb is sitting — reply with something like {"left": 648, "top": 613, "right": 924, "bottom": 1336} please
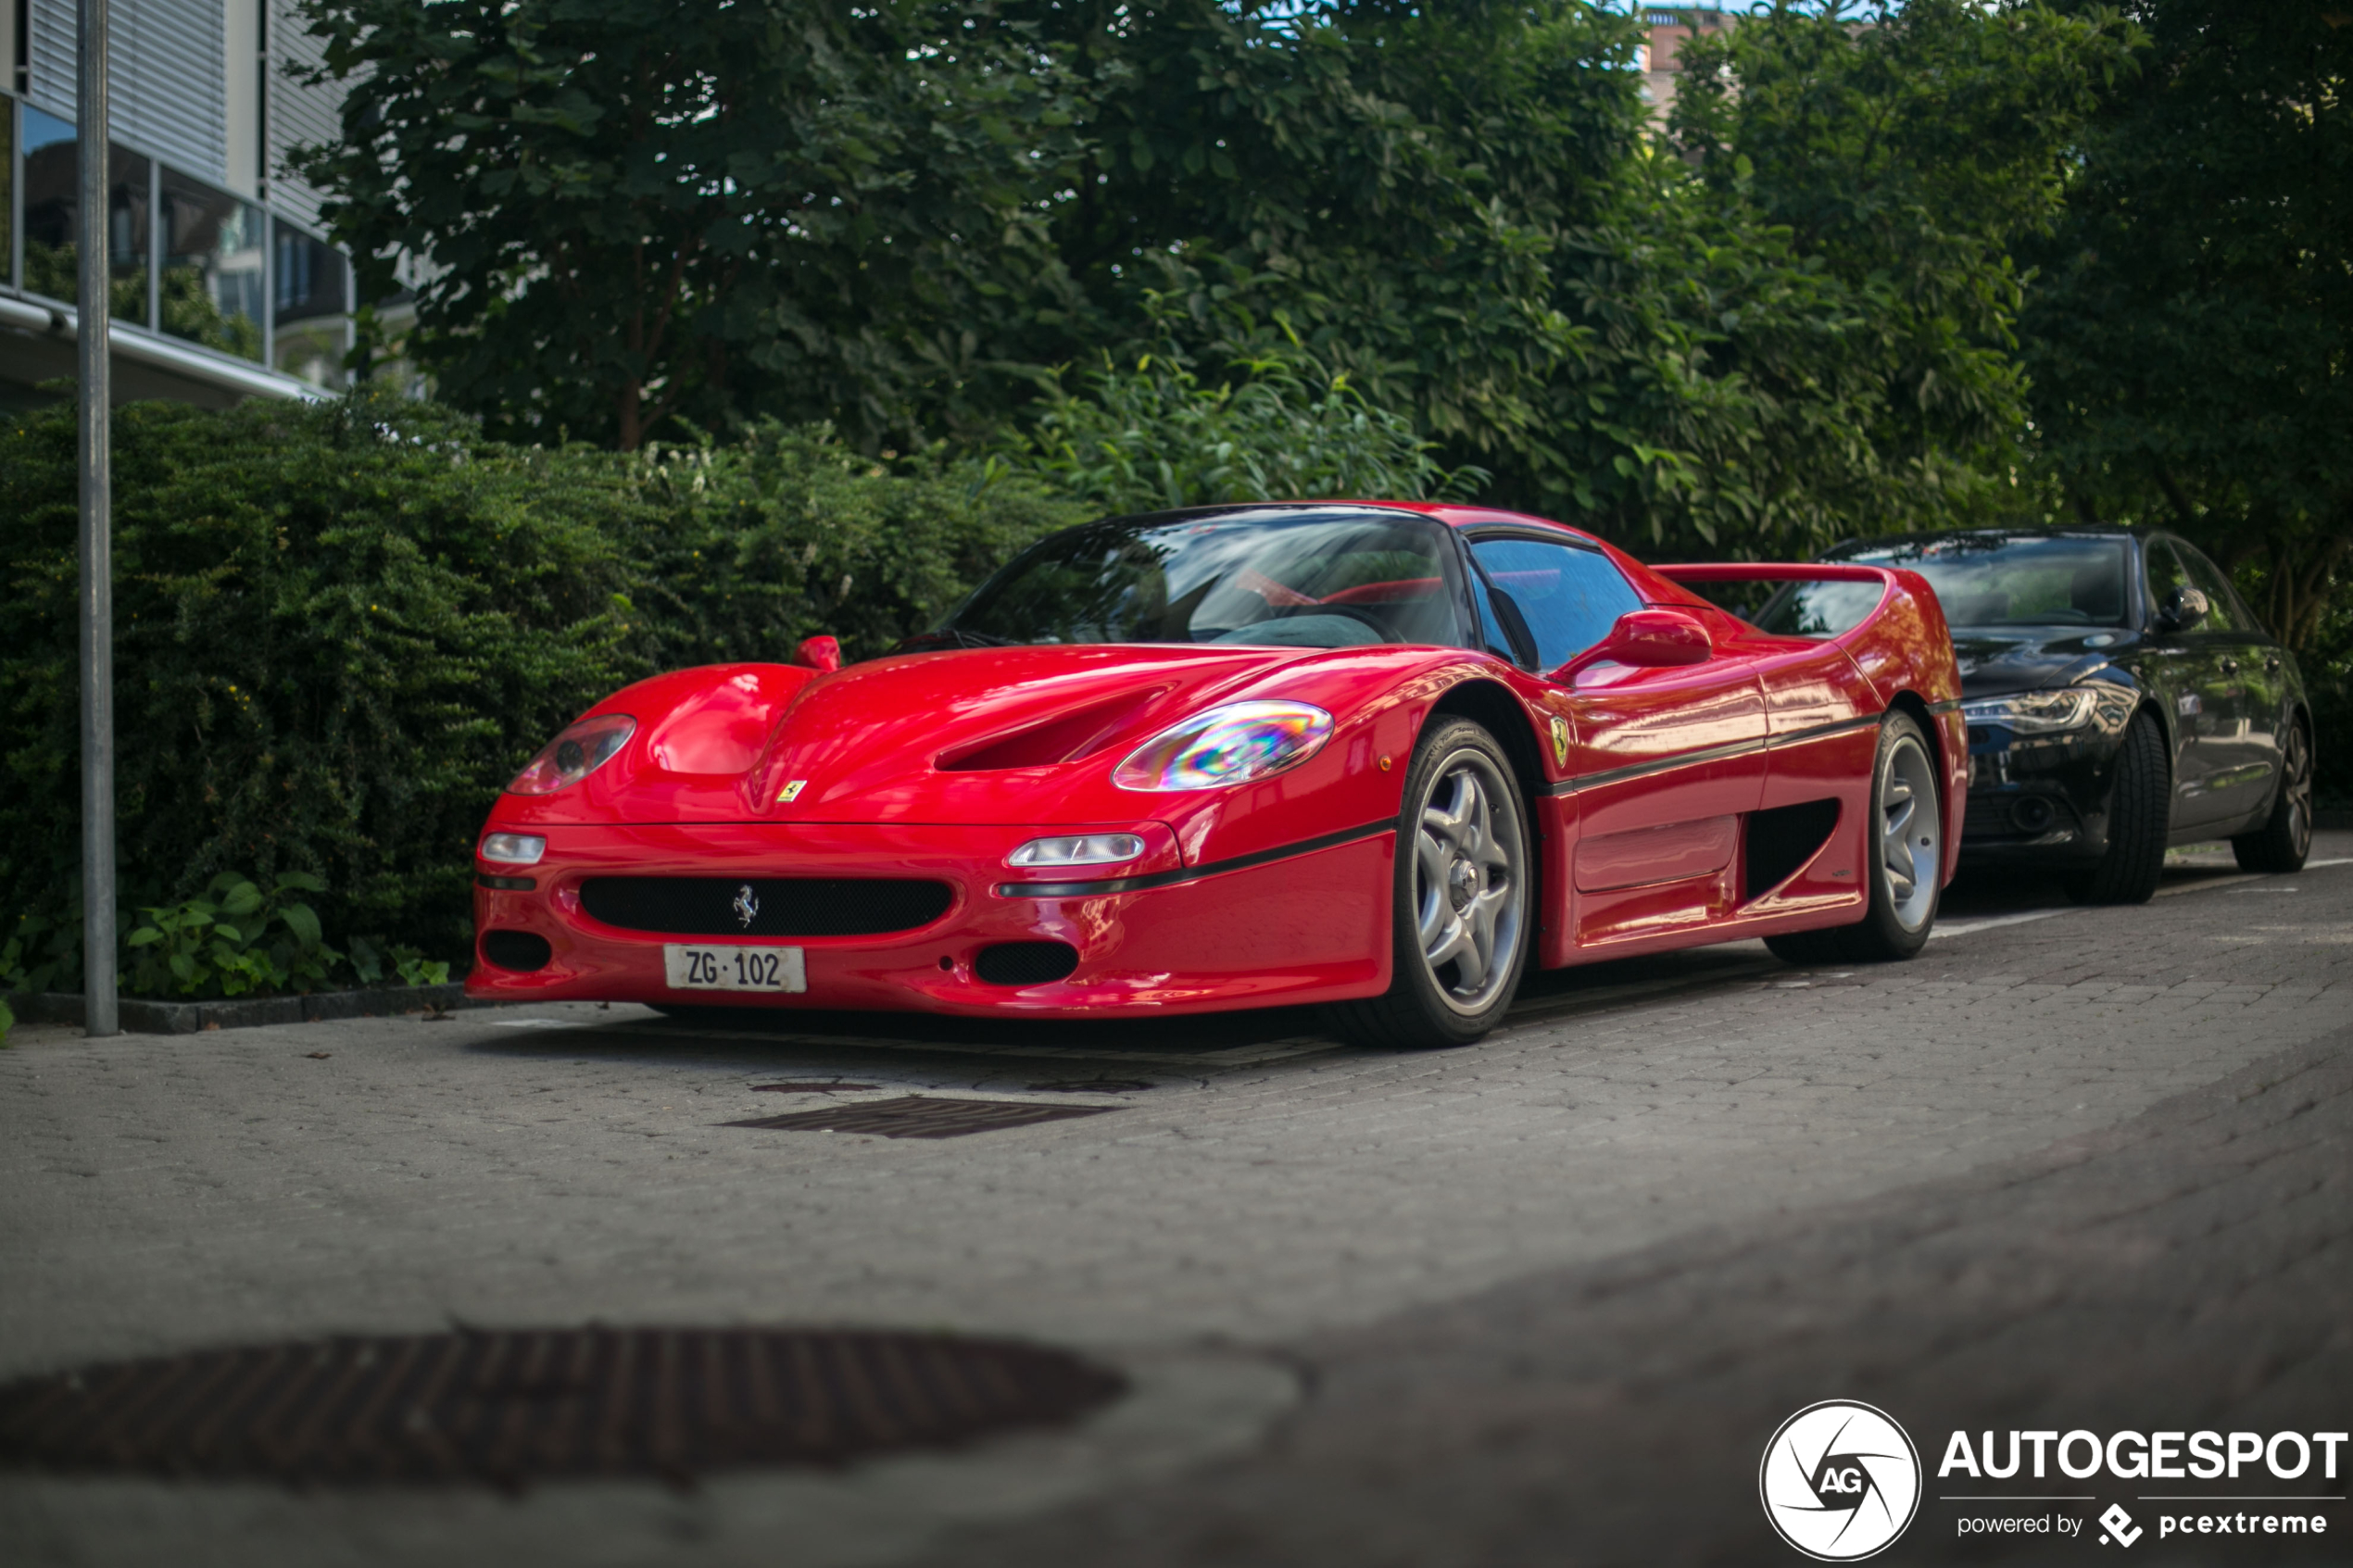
{"left": 9, "top": 982, "right": 478, "bottom": 1035}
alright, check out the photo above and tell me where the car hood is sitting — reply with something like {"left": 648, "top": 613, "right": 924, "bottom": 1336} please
{"left": 1950, "top": 627, "right": 2137, "bottom": 699}
{"left": 497, "top": 644, "right": 1354, "bottom": 827}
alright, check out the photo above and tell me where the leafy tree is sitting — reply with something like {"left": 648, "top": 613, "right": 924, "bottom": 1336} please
{"left": 1663, "top": 0, "right": 2138, "bottom": 553}
{"left": 2020, "top": 0, "right": 2351, "bottom": 650}
{"left": 291, "top": 0, "right": 1087, "bottom": 449}
{"left": 1011, "top": 316, "right": 1485, "bottom": 516}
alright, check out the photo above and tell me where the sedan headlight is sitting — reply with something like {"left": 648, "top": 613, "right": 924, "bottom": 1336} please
{"left": 507, "top": 713, "right": 636, "bottom": 794}
{"left": 1112, "top": 700, "right": 1335, "bottom": 792}
{"left": 1959, "top": 688, "right": 2101, "bottom": 735}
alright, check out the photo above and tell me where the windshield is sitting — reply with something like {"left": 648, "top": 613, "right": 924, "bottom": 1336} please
{"left": 1757, "top": 534, "right": 2133, "bottom": 636}
{"left": 914, "top": 507, "right": 1467, "bottom": 650}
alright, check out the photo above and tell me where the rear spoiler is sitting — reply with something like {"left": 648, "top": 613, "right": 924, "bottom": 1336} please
{"left": 1649, "top": 563, "right": 1897, "bottom": 586}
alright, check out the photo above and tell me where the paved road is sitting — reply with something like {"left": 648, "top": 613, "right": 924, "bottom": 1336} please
{"left": 3, "top": 834, "right": 2348, "bottom": 1565}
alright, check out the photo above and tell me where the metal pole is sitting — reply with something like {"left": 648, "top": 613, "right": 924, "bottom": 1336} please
{"left": 78, "top": 0, "right": 118, "bottom": 1037}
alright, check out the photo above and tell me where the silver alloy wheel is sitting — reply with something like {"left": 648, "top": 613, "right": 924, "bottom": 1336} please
{"left": 1880, "top": 732, "right": 1942, "bottom": 932}
{"left": 1413, "top": 749, "right": 1527, "bottom": 1014}
{"left": 2283, "top": 722, "right": 2313, "bottom": 860}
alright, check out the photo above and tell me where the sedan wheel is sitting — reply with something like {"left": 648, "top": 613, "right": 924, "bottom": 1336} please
{"left": 1326, "top": 718, "right": 1531, "bottom": 1049}
{"left": 2233, "top": 718, "right": 2313, "bottom": 874}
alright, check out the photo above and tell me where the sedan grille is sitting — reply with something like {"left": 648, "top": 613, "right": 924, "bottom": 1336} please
{"left": 579, "top": 876, "right": 954, "bottom": 937}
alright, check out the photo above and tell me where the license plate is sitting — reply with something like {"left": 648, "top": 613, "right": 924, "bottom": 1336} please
{"left": 662, "top": 944, "right": 806, "bottom": 993}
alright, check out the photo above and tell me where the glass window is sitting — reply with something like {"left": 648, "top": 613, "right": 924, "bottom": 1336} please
{"left": 19, "top": 109, "right": 150, "bottom": 324}
{"left": 1752, "top": 580, "right": 1885, "bottom": 640}
{"left": 2145, "top": 538, "right": 2188, "bottom": 618}
{"left": 916, "top": 507, "right": 1467, "bottom": 651}
{"left": 1824, "top": 533, "right": 2132, "bottom": 629}
{"left": 159, "top": 167, "right": 266, "bottom": 362}
{"left": 1468, "top": 535, "right": 1642, "bottom": 671}
{"left": 2176, "top": 543, "right": 2254, "bottom": 634}
{"left": 273, "top": 221, "right": 351, "bottom": 388}
{"left": 1, "top": 102, "right": 14, "bottom": 290}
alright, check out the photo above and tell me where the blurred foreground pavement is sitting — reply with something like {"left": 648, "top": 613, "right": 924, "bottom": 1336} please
{"left": 4, "top": 834, "right": 2349, "bottom": 1566}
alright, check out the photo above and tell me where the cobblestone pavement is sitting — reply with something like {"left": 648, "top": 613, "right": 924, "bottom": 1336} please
{"left": 2, "top": 834, "right": 2348, "bottom": 1565}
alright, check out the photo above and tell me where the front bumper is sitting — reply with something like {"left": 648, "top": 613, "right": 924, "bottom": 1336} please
{"left": 466, "top": 822, "right": 1391, "bottom": 1017}
{"left": 1957, "top": 713, "right": 2128, "bottom": 864}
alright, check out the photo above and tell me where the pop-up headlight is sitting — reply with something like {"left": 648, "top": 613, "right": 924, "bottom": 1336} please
{"left": 507, "top": 713, "right": 635, "bottom": 795}
{"left": 1112, "top": 701, "right": 1334, "bottom": 792}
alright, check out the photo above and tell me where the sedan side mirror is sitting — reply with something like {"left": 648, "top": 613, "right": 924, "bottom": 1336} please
{"left": 796, "top": 634, "right": 843, "bottom": 673}
{"left": 2155, "top": 585, "right": 2209, "bottom": 634}
{"left": 1554, "top": 608, "right": 1713, "bottom": 684}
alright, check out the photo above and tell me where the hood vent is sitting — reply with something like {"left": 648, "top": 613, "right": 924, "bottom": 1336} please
{"left": 936, "top": 692, "right": 1164, "bottom": 773}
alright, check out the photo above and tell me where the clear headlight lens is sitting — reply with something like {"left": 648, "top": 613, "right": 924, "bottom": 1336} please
{"left": 480, "top": 833, "right": 547, "bottom": 866}
{"left": 1007, "top": 834, "right": 1147, "bottom": 870}
{"left": 1112, "top": 700, "right": 1335, "bottom": 792}
{"left": 1959, "top": 688, "right": 2101, "bottom": 734}
{"left": 506, "top": 713, "right": 636, "bottom": 794}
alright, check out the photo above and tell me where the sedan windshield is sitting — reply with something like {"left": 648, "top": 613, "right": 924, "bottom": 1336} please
{"left": 912, "top": 507, "right": 1467, "bottom": 650}
{"left": 1755, "top": 533, "right": 2133, "bottom": 637}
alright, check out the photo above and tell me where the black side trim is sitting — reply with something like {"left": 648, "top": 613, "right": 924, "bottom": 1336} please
{"left": 1542, "top": 711, "right": 1887, "bottom": 797}
{"left": 998, "top": 819, "right": 1396, "bottom": 898}
{"left": 476, "top": 873, "right": 537, "bottom": 891}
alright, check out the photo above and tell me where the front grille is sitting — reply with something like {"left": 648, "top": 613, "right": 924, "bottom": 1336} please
{"left": 580, "top": 877, "right": 954, "bottom": 937}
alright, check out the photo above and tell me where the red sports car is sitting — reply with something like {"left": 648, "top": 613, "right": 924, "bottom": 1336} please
{"left": 467, "top": 503, "right": 1965, "bottom": 1047}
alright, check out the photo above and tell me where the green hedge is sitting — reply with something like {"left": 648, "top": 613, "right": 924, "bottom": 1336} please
{"left": 0, "top": 395, "right": 1079, "bottom": 967}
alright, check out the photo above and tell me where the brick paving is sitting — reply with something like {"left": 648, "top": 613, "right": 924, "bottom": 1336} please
{"left": 1, "top": 835, "right": 2347, "bottom": 1565}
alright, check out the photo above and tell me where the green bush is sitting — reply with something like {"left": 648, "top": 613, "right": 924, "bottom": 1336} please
{"left": 0, "top": 395, "right": 1080, "bottom": 965}
{"left": 1010, "top": 332, "right": 1486, "bottom": 519}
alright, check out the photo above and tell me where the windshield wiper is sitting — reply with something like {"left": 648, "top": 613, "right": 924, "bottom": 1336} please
{"left": 895, "top": 626, "right": 1019, "bottom": 652}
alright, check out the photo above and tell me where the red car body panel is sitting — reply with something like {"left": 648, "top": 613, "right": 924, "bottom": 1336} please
{"left": 468, "top": 506, "right": 1964, "bottom": 1018}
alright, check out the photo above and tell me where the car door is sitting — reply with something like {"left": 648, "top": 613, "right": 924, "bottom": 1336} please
{"left": 2175, "top": 541, "right": 2279, "bottom": 828}
{"left": 1468, "top": 533, "right": 1768, "bottom": 951}
{"left": 2143, "top": 538, "right": 2238, "bottom": 830}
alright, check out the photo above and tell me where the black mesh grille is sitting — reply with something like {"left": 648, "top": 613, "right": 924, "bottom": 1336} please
{"left": 480, "top": 930, "right": 553, "bottom": 972}
{"left": 579, "top": 877, "right": 954, "bottom": 937}
{"left": 975, "top": 941, "right": 1080, "bottom": 986}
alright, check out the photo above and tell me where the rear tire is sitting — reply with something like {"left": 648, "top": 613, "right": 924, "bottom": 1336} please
{"left": 1764, "top": 710, "right": 1943, "bottom": 965}
{"left": 2061, "top": 708, "right": 2169, "bottom": 905}
{"left": 1324, "top": 719, "right": 1532, "bottom": 1049}
{"left": 2232, "top": 717, "right": 2312, "bottom": 874}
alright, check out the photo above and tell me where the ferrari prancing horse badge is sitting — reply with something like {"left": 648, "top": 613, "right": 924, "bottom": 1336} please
{"left": 1549, "top": 715, "right": 1570, "bottom": 767}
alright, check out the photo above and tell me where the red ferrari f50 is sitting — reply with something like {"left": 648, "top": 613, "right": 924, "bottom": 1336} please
{"left": 468, "top": 503, "right": 1964, "bottom": 1047}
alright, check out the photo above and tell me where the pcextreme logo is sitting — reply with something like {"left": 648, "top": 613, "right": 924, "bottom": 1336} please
{"left": 1760, "top": 1400, "right": 1924, "bottom": 1561}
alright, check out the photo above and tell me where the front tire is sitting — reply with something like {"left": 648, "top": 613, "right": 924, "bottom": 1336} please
{"left": 1324, "top": 719, "right": 1532, "bottom": 1049}
{"left": 2061, "top": 707, "right": 2169, "bottom": 905}
{"left": 2232, "top": 717, "right": 2313, "bottom": 874}
{"left": 1765, "top": 710, "right": 1943, "bottom": 965}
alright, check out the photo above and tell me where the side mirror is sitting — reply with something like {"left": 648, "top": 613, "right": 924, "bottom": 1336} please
{"left": 796, "top": 634, "right": 843, "bottom": 673}
{"left": 2155, "top": 585, "right": 2208, "bottom": 635}
{"left": 1554, "top": 608, "right": 1713, "bottom": 684}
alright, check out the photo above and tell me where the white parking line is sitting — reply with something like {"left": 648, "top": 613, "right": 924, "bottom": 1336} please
{"left": 1929, "top": 909, "right": 2069, "bottom": 940}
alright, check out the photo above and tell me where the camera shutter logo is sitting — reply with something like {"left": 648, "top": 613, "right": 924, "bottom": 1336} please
{"left": 1759, "top": 1400, "right": 1922, "bottom": 1561}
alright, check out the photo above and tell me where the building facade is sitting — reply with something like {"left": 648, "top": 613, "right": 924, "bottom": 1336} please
{"left": 0, "top": 0, "right": 353, "bottom": 409}
{"left": 1639, "top": 6, "right": 1733, "bottom": 126}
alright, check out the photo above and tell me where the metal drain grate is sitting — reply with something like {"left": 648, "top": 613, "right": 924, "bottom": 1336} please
{"left": 0, "top": 1327, "right": 1123, "bottom": 1486}
{"left": 726, "top": 1095, "right": 1114, "bottom": 1139}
